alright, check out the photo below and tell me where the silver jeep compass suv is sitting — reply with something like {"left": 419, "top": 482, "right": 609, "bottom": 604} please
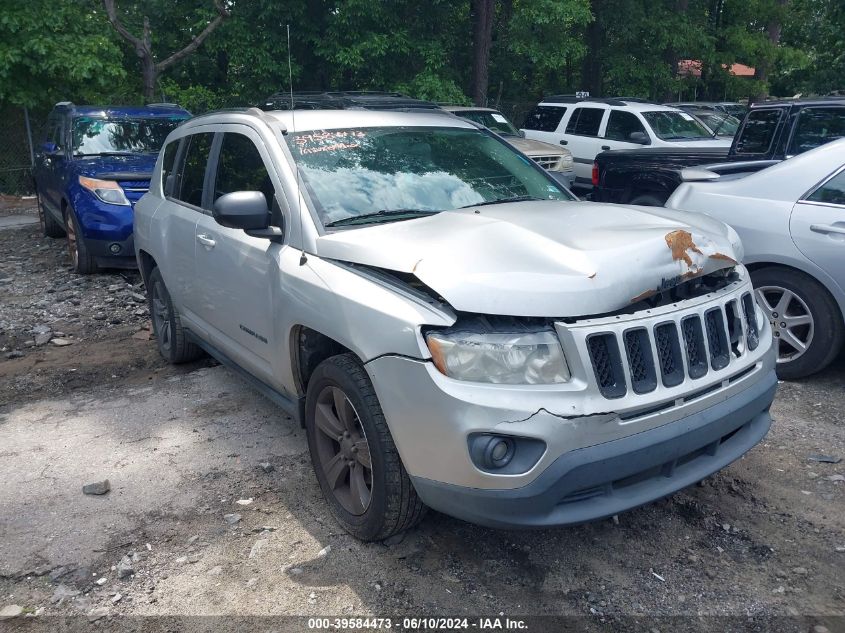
{"left": 134, "top": 107, "right": 777, "bottom": 541}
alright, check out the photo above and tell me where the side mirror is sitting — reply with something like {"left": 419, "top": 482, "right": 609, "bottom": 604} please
{"left": 212, "top": 191, "right": 270, "bottom": 231}
{"left": 628, "top": 131, "right": 650, "bottom": 145}
{"left": 41, "top": 141, "right": 59, "bottom": 155}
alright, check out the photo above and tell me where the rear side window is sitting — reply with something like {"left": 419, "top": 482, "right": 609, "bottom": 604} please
{"left": 214, "top": 133, "right": 276, "bottom": 207}
{"left": 523, "top": 106, "right": 567, "bottom": 132}
{"left": 565, "top": 107, "right": 604, "bottom": 137}
{"left": 174, "top": 132, "right": 214, "bottom": 208}
{"left": 161, "top": 140, "right": 179, "bottom": 196}
{"left": 789, "top": 107, "right": 845, "bottom": 155}
{"left": 735, "top": 109, "right": 782, "bottom": 154}
{"left": 605, "top": 110, "right": 647, "bottom": 142}
{"left": 806, "top": 169, "right": 845, "bottom": 206}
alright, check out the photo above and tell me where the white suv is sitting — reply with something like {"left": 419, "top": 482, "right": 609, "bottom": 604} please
{"left": 521, "top": 97, "right": 733, "bottom": 188}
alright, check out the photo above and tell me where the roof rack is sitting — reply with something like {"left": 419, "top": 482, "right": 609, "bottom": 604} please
{"left": 259, "top": 90, "right": 442, "bottom": 112}
{"left": 542, "top": 95, "right": 629, "bottom": 106}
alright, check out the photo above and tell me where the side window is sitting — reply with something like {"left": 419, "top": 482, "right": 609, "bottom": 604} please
{"left": 806, "top": 169, "right": 845, "bottom": 206}
{"left": 213, "top": 133, "right": 276, "bottom": 208}
{"left": 605, "top": 110, "right": 647, "bottom": 142}
{"left": 522, "top": 106, "right": 567, "bottom": 132}
{"left": 173, "top": 132, "right": 214, "bottom": 208}
{"left": 160, "top": 140, "right": 179, "bottom": 196}
{"left": 735, "top": 109, "right": 782, "bottom": 154}
{"left": 788, "top": 107, "right": 845, "bottom": 155}
{"left": 565, "top": 107, "right": 604, "bottom": 137}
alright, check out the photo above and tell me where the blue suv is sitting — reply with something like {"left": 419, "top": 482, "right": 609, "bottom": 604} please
{"left": 33, "top": 102, "right": 191, "bottom": 273}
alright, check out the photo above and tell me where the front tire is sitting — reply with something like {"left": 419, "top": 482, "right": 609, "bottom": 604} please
{"left": 148, "top": 267, "right": 202, "bottom": 364}
{"left": 751, "top": 266, "right": 844, "bottom": 379}
{"left": 305, "top": 353, "right": 426, "bottom": 541}
{"left": 64, "top": 206, "right": 98, "bottom": 274}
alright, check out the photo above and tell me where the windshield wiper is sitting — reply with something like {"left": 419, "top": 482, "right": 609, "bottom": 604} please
{"left": 461, "top": 195, "right": 544, "bottom": 208}
{"left": 325, "top": 209, "right": 439, "bottom": 227}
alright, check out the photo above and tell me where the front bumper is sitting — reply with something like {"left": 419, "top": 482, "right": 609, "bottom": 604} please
{"left": 410, "top": 368, "right": 775, "bottom": 528}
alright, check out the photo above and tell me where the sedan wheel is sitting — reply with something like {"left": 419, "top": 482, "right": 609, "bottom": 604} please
{"left": 312, "top": 385, "right": 373, "bottom": 516}
{"left": 755, "top": 285, "right": 814, "bottom": 363}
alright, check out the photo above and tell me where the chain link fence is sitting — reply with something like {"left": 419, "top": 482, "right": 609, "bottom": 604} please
{"left": 0, "top": 106, "right": 40, "bottom": 196}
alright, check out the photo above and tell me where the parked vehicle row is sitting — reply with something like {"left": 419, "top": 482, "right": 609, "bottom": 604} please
{"left": 134, "top": 107, "right": 776, "bottom": 540}
{"left": 592, "top": 96, "right": 845, "bottom": 206}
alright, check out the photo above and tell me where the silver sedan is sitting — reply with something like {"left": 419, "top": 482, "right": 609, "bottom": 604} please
{"left": 666, "top": 138, "right": 845, "bottom": 379}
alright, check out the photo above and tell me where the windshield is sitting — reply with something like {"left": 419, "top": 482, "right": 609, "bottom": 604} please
{"left": 72, "top": 116, "right": 188, "bottom": 156}
{"left": 453, "top": 110, "right": 520, "bottom": 136}
{"left": 288, "top": 126, "right": 570, "bottom": 227}
{"left": 696, "top": 112, "right": 740, "bottom": 136}
{"left": 642, "top": 111, "right": 713, "bottom": 140}
{"left": 721, "top": 104, "right": 748, "bottom": 119}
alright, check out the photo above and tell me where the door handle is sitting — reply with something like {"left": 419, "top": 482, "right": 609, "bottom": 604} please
{"left": 559, "top": 140, "right": 568, "bottom": 145}
{"left": 810, "top": 224, "right": 845, "bottom": 237}
{"left": 601, "top": 145, "right": 611, "bottom": 150}
{"left": 197, "top": 234, "right": 216, "bottom": 248}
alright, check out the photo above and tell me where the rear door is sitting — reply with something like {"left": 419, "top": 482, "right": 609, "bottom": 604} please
{"left": 192, "top": 126, "right": 287, "bottom": 384}
{"left": 562, "top": 106, "right": 607, "bottom": 184}
{"left": 521, "top": 105, "right": 568, "bottom": 145}
{"left": 790, "top": 166, "right": 845, "bottom": 294}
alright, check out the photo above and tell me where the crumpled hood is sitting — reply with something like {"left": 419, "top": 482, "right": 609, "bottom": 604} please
{"left": 316, "top": 201, "right": 741, "bottom": 317}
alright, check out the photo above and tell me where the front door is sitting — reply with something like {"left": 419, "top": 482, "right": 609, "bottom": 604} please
{"left": 192, "top": 126, "right": 287, "bottom": 384}
{"left": 790, "top": 166, "right": 845, "bottom": 293}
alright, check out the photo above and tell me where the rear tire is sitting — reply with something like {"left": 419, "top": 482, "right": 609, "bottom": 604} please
{"left": 629, "top": 193, "right": 667, "bottom": 207}
{"left": 64, "top": 207, "right": 98, "bottom": 274}
{"left": 751, "top": 266, "right": 844, "bottom": 380}
{"left": 148, "top": 267, "right": 203, "bottom": 364}
{"left": 36, "top": 191, "right": 65, "bottom": 238}
{"left": 305, "top": 353, "right": 426, "bottom": 541}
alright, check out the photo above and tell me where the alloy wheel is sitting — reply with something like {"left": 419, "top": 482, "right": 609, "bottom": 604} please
{"left": 151, "top": 281, "right": 172, "bottom": 352}
{"left": 755, "top": 285, "right": 814, "bottom": 363}
{"left": 313, "top": 385, "right": 373, "bottom": 516}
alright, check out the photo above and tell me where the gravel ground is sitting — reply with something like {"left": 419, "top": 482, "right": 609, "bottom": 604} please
{"left": 0, "top": 207, "right": 843, "bottom": 632}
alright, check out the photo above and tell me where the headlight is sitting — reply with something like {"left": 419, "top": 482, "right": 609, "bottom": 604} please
{"left": 425, "top": 325, "right": 570, "bottom": 384}
{"left": 556, "top": 153, "right": 574, "bottom": 170}
{"left": 78, "top": 176, "right": 130, "bottom": 206}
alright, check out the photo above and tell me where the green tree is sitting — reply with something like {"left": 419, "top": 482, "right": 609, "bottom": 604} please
{"left": 0, "top": 0, "right": 126, "bottom": 108}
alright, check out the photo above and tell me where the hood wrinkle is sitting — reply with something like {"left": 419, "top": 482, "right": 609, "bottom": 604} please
{"left": 316, "top": 201, "right": 740, "bottom": 317}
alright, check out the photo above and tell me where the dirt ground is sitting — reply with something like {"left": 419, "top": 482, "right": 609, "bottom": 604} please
{"left": 1, "top": 204, "right": 844, "bottom": 632}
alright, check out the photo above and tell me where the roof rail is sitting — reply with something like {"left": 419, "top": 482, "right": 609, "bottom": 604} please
{"left": 146, "top": 102, "right": 182, "bottom": 108}
{"left": 543, "top": 95, "right": 629, "bottom": 106}
{"left": 54, "top": 101, "right": 74, "bottom": 107}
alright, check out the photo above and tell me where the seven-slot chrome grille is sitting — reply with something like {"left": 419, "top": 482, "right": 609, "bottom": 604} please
{"left": 582, "top": 290, "right": 761, "bottom": 400}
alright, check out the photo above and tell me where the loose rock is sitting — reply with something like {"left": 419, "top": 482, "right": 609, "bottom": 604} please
{"left": 50, "top": 337, "right": 72, "bottom": 346}
{"left": 116, "top": 555, "right": 133, "bottom": 579}
{"left": 0, "top": 605, "right": 24, "bottom": 619}
{"left": 223, "top": 513, "right": 242, "bottom": 525}
{"left": 82, "top": 479, "right": 110, "bottom": 495}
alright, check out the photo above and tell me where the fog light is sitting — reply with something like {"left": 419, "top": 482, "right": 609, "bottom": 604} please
{"left": 468, "top": 433, "right": 546, "bottom": 474}
{"left": 480, "top": 435, "right": 515, "bottom": 469}
{"left": 109, "top": 243, "right": 122, "bottom": 254}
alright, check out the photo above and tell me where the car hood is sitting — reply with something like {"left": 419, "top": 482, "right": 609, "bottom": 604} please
{"left": 71, "top": 154, "right": 157, "bottom": 180}
{"left": 506, "top": 136, "right": 570, "bottom": 157}
{"left": 315, "top": 201, "right": 742, "bottom": 317}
